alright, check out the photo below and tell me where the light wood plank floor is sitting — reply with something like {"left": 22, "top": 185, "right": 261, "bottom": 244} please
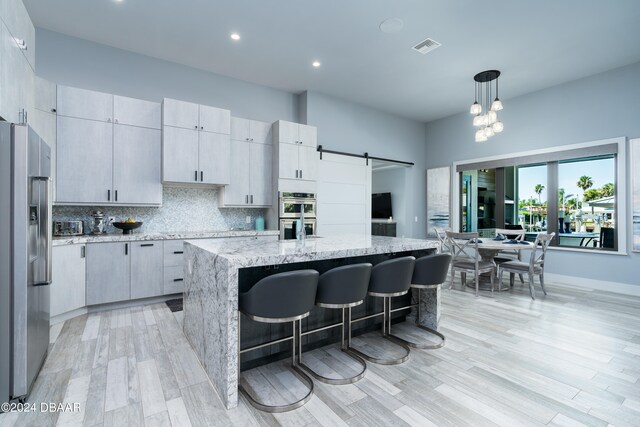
{"left": 2, "top": 278, "right": 640, "bottom": 427}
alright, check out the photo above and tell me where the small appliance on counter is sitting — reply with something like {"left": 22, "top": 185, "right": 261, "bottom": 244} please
{"left": 279, "top": 192, "right": 316, "bottom": 240}
{"left": 53, "top": 220, "right": 84, "bottom": 236}
{"left": 90, "top": 211, "right": 106, "bottom": 234}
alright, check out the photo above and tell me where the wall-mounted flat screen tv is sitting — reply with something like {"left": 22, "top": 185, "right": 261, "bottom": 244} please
{"left": 372, "top": 192, "right": 392, "bottom": 219}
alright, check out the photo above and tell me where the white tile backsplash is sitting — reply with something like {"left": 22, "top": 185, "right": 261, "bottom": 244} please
{"left": 53, "top": 186, "right": 268, "bottom": 234}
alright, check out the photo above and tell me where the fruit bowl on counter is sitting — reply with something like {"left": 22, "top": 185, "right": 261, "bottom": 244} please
{"left": 112, "top": 218, "right": 143, "bottom": 234}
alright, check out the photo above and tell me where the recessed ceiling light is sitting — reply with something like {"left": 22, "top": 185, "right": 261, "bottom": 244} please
{"left": 379, "top": 18, "right": 404, "bottom": 34}
{"left": 114, "top": 0, "right": 124, "bottom": 2}
{"left": 230, "top": 33, "right": 240, "bottom": 41}
{"left": 312, "top": 61, "right": 321, "bottom": 68}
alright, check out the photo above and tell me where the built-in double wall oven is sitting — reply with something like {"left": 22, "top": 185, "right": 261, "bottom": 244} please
{"left": 279, "top": 192, "right": 316, "bottom": 240}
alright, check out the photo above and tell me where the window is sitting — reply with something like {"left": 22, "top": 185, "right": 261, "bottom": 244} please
{"left": 455, "top": 139, "right": 623, "bottom": 253}
{"left": 516, "top": 164, "right": 547, "bottom": 237}
{"left": 557, "top": 155, "right": 616, "bottom": 250}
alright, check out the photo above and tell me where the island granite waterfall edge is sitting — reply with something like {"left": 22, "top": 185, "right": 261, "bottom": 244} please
{"left": 182, "top": 235, "right": 440, "bottom": 409}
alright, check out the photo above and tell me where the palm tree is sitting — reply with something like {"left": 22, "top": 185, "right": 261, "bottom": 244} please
{"left": 577, "top": 175, "right": 593, "bottom": 208}
{"left": 600, "top": 183, "right": 614, "bottom": 197}
{"left": 534, "top": 184, "right": 545, "bottom": 204}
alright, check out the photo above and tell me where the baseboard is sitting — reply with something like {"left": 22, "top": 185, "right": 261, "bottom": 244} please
{"left": 50, "top": 293, "right": 183, "bottom": 325}
{"left": 545, "top": 273, "right": 640, "bottom": 297}
{"left": 51, "top": 307, "right": 88, "bottom": 325}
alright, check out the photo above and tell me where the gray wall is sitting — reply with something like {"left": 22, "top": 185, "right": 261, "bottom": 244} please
{"left": 35, "top": 29, "right": 298, "bottom": 123}
{"left": 372, "top": 167, "right": 408, "bottom": 237}
{"left": 425, "top": 61, "right": 640, "bottom": 286}
{"left": 303, "top": 91, "right": 427, "bottom": 238}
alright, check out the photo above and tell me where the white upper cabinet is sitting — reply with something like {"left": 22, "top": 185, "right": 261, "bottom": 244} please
{"left": 250, "top": 120, "right": 273, "bottom": 144}
{"left": 275, "top": 120, "right": 316, "bottom": 147}
{"left": 113, "top": 96, "right": 161, "bottom": 129}
{"left": 55, "top": 85, "right": 162, "bottom": 205}
{"left": 231, "top": 117, "right": 272, "bottom": 144}
{"left": 56, "top": 86, "right": 113, "bottom": 122}
{"left": 220, "top": 139, "right": 272, "bottom": 207}
{"left": 249, "top": 142, "right": 273, "bottom": 206}
{"left": 0, "top": 18, "right": 33, "bottom": 124}
{"left": 162, "top": 126, "right": 199, "bottom": 184}
{"left": 199, "top": 104, "right": 230, "bottom": 134}
{"left": 56, "top": 116, "right": 114, "bottom": 204}
{"left": 231, "top": 117, "right": 251, "bottom": 141}
{"left": 0, "top": 0, "right": 35, "bottom": 69}
{"left": 198, "top": 132, "right": 230, "bottom": 185}
{"left": 274, "top": 120, "right": 318, "bottom": 184}
{"left": 112, "top": 125, "right": 162, "bottom": 204}
{"left": 35, "top": 76, "right": 56, "bottom": 113}
{"left": 162, "top": 98, "right": 199, "bottom": 130}
{"left": 162, "top": 98, "right": 231, "bottom": 185}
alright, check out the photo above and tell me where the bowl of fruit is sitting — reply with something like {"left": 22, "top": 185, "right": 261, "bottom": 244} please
{"left": 112, "top": 218, "right": 143, "bottom": 234}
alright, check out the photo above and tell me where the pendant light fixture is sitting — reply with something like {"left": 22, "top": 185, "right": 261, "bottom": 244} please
{"left": 470, "top": 70, "right": 504, "bottom": 142}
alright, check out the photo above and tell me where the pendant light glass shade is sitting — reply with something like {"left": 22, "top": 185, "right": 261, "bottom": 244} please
{"left": 483, "top": 126, "right": 495, "bottom": 138}
{"left": 471, "top": 70, "right": 503, "bottom": 142}
{"left": 475, "top": 130, "right": 487, "bottom": 142}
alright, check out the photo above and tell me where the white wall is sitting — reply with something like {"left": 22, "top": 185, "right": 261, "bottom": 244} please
{"left": 35, "top": 29, "right": 298, "bottom": 123}
{"left": 302, "top": 91, "right": 427, "bottom": 238}
{"left": 425, "top": 61, "right": 640, "bottom": 286}
{"left": 372, "top": 167, "right": 407, "bottom": 237}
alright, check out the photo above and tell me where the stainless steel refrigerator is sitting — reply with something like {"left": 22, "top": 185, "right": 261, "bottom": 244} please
{"left": 1, "top": 122, "right": 52, "bottom": 406}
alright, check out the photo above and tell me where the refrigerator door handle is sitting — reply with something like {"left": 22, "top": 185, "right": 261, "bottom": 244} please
{"left": 31, "top": 176, "right": 52, "bottom": 286}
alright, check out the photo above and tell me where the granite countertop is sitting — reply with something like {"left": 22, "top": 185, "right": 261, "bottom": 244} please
{"left": 185, "top": 235, "right": 439, "bottom": 268}
{"left": 52, "top": 229, "right": 280, "bottom": 246}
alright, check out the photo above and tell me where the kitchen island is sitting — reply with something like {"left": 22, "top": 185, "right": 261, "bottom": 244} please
{"left": 183, "top": 235, "right": 440, "bottom": 409}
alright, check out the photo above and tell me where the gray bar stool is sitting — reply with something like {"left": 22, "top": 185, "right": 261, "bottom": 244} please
{"left": 350, "top": 256, "right": 415, "bottom": 365}
{"left": 238, "top": 270, "right": 319, "bottom": 413}
{"left": 391, "top": 253, "right": 451, "bottom": 349}
{"left": 299, "top": 263, "right": 372, "bottom": 385}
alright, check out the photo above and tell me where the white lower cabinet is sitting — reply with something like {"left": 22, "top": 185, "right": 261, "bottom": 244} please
{"left": 130, "top": 242, "right": 163, "bottom": 299}
{"left": 51, "top": 245, "right": 86, "bottom": 317}
{"left": 163, "top": 240, "right": 184, "bottom": 294}
{"left": 86, "top": 242, "right": 131, "bottom": 305}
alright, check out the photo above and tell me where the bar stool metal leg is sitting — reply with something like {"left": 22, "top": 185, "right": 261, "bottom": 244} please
{"left": 385, "top": 287, "right": 445, "bottom": 350}
{"left": 298, "top": 307, "right": 367, "bottom": 385}
{"left": 238, "top": 317, "right": 315, "bottom": 413}
{"left": 348, "top": 298, "right": 410, "bottom": 365}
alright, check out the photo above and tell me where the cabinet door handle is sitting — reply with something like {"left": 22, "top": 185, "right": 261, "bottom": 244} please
{"left": 195, "top": 170, "right": 198, "bottom": 181}
{"left": 295, "top": 170, "right": 299, "bottom": 178}
{"left": 125, "top": 243, "right": 128, "bottom": 255}
{"left": 200, "top": 126, "right": 204, "bottom": 130}
{"left": 195, "top": 125, "right": 198, "bottom": 129}
{"left": 115, "top": 190, "right": 118, "bottom": 202}
{"left": 107, "top": 118, "right": 112, "bottom": 123}
{"left": 80, "top": 246, "right": 85, "bottom": 258}
{"left": 140, "top": 243, "right": 154, "bottom": 247}
{"left": 245, "top": 195, "right": 249, "bottom": 204}
{"left": 250, "top": 195, "right": 253, "bottom": 204}
{"left": 300, "top": 170, "right": 303, "bottom": 179}
{"left": 115, "top": 119, "right": 119, "bottom": 124}
{"left": 200, "top": 171, "right": 203, "bottom": 182}
{"left": 173, "top": 250, "right": 184, "bottom": 254}
{"left": 107, "top": 189, "right": 111, "bottom": 201}
{"left": 173, "top": 278, "right": 184, "bottom": 282}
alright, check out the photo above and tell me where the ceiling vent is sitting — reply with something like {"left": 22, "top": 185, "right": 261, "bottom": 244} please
{"left": 412, "top": 38, "right": 441, "bottom": 54}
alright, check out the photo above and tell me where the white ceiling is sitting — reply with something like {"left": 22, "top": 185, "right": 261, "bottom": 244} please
{"left": 23, "top": 0, "right": 640, "bottom": 122}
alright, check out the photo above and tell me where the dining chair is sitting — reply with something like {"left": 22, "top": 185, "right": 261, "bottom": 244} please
{"left": 445, "top": 231, "right": 495, "bottom": 296}
{"left": 494, "top": 227, "right": 526, "bottom": 285}
{"left": 434, "top": 227, "right": 451, "bottom": 254}
{"left": 497, "top": 232, "right": 555, "bottom": 300}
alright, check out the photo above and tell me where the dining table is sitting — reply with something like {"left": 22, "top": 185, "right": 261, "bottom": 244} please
{"left": 459, "top": 238, "right": 535, "bottom": 291}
